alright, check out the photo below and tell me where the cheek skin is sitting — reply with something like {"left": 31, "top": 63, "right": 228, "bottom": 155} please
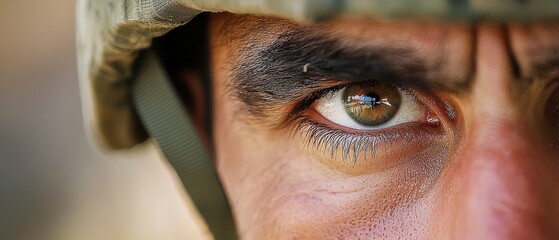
{"left": 213, "top": 116, "right": 443, "bottom": 239}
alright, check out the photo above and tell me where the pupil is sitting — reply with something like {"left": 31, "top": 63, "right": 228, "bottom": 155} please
{"left": 364, "top": 92, "right": 381, "bottom": 106}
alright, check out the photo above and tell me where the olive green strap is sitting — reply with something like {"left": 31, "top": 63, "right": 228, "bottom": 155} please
{"left": 131, "top": 50, "right": 237, "bottom": 240}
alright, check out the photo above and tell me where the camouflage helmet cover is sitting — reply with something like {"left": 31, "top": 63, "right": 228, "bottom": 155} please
{"left": 77, "top": 0, "right": 559, "bottom": 149}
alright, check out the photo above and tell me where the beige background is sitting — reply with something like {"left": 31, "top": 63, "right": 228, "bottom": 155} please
{"left": 0, "top": 1, "right": 208, "bottom": 239}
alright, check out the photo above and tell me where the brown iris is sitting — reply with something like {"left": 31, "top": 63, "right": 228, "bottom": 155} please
{"left": 342, "top": 82, "right": 402, "bottom": 126}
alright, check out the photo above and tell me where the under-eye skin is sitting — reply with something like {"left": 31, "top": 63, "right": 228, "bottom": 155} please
{"left": 291, "top": 81, "right": 449, "bottom": 172}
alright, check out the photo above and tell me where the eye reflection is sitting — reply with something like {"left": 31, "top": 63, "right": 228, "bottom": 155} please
{"left": 314, "top": 82, "right": 429, "bottom": 130}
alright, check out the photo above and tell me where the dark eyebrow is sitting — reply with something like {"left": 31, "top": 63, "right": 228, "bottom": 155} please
{"left": 530, "top": 51, "right": 559, "bottom": 81}
{"left": 516, "top": 49, "right": 559, "bottom": 91}
{"left": 229, "top": 30, "right": 448, "bottom": 120}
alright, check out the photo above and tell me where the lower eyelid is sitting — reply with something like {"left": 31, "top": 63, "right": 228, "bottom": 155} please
{"left": 294, "top": 117, "right": 447, "bottom": 175}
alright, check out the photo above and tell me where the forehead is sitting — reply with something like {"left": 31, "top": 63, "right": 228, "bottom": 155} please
{"left": 217, "top": 14, "right": 559, "bottom": 46}
{"left": 218, "top": 14, "right": 472, "bottom": 52}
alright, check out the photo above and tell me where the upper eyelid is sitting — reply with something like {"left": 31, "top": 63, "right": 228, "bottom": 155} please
{"left": 290, "top": 79, "right": 409, "bottom": 117}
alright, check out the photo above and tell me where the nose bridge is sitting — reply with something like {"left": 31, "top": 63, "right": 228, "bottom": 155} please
{"left": 452, "top": 25, "right": 551, "bottom": 240}
{"left": 456, "top": 119, "right": 544, "bottom": 240}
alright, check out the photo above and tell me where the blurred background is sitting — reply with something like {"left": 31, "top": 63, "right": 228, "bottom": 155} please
{"left": 0, "top": 1, "right": 208, "bottom": 239}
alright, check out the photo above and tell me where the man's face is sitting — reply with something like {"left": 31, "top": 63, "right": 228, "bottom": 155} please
{"left": 205, "top": 13, "right": 559, "bottom": 239}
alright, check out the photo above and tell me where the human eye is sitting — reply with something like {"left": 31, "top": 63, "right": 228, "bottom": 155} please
{"left": 294, "top": 80, "right": 453, "bottom": 174}
{"left": 313, "top": 82, "right": 439, "bottom": 130}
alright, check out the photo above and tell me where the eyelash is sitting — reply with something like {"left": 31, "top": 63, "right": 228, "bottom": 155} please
{"left": 295, "top": 119, "right": 431, "bottom": 163}
{"left": 291, "top": 82, "right": 442, "bottom": 163}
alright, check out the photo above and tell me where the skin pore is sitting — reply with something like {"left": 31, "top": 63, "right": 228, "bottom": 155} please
{"left": 191, "top": 13, "right": 559, "bottom": 239}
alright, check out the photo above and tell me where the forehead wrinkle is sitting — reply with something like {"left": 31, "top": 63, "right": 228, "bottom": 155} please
{"left": 217, "top": 14, "right": 298, "bottom": 51}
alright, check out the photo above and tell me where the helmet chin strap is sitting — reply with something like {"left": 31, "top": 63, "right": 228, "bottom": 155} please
{"left": 131, "top": 50, "right": 238, "bottom": 240}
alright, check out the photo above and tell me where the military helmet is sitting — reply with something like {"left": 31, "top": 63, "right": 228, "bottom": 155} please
{"left": 77, "top": 0, "right": 559, "bottom": 239}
